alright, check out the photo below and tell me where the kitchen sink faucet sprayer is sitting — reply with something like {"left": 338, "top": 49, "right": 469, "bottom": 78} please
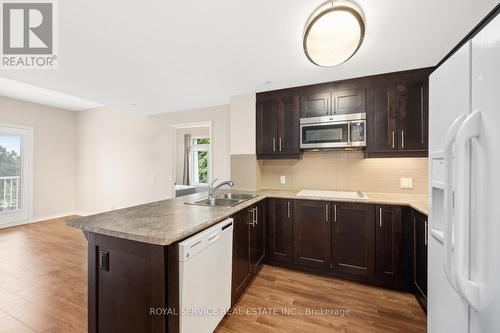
{"left": 208, "top": 179, "right": 234, "bottom": 199}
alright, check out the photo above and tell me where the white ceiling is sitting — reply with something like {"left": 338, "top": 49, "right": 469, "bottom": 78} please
{"left": 0, "top": 0, "right": 498, "bottom": 114}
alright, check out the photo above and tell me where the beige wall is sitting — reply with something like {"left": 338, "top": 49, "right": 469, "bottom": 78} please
{"left": 0, "top": 96, "right": 78, "bottom": 219}
{"left": 230, "top": 94, "right": 255, "bottom": 155}
{"left": 76, "top": 108, "right": 170, "bottom": 214}
{"left": 232, "top": 152, "right": 428, "bottom": 194}
{"left": 77, "top": 105, "right": 230, "bottom": 214}
{"left": 175, "top": 126, "right": 210, "bottom": 185}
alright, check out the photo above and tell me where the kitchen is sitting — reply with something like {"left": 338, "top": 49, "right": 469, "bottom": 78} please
{"left": 0, "top": 1, "right": 499, "bottom": 333}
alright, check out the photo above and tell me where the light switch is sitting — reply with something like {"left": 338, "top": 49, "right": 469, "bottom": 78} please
{"left": 280, "top": 176, "right": 286, "bottom": 185}
{"left": 400, "top": 177, "right": 413, "bottom": 189}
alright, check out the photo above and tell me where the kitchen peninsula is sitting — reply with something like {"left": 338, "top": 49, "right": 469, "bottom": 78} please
{"left": 68, "top": 189, "right": 428, "bottom": 333}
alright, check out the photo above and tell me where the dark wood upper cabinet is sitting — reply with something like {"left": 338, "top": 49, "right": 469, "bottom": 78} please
{"left": 256, "top": 94, "right": 300, "bottom": 159}
{"left": 375, "top": 205, "right": 404, "bottom": 289}
{"left": 278, "top": 96, "right": 300, "bottom": 155}
{"left": 365, "top": 69, "right": 431, "bottom": 158}
{"left": 332, "top": 87, "right": 366, "bottom": 115}
{"left": 231, "top": 208, "right": 252, "bottom": 305}
{"left": 267, "top": 198, "right": 294, "bottom": 264}
{"left": 366, "top": 85, "right": 398, "bottom": 153}
{"left": 332, "top": 203, "right": 375, "bottom": 278}
{"left": 398, "top": 80, "right": 428, "bottom": 152}
{"left": 257, "top": 68, "right": 432, "bottom": 158}
{"left": 256, "top": 97, "right": 279, "bottom": 156}
{"left": 300, "top": 90, "right": 331, "bottom": 117}
{"left": 293, "top": 200, "right": 331, "bottom": 270}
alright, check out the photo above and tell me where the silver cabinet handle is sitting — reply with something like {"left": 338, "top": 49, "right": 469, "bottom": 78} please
{"left": 272, "top": 138, "right": 276, "bottom": 152}
{"left": 287, "top": 201, "right": 291, "bottom": 218}
{"left": 279, "top": 137, "right": 282, "bottom": 152}
{"left": 401, "top": 130, "right": 405, "bottom": 148}
{"left": 379, "top": 207, "right": 383, "bottom": 228}
{"left": 325, "top": 204, "right": 329, "bottom": 222}
{"left": 334, "top": 204, "right": 337, "bottom": 223}
{"left": 255, "top": 207, "right": 258, "bottom": 225}
{"left": 392, "top": 131, "right": 395, "bottom": 149}
{"left": 248, "top": 208, "right": 256, "bottom": 227}
{"left": 424, "top": 220, "right": 428, "bottom": 246}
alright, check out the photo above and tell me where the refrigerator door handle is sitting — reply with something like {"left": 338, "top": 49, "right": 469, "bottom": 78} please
{"left": 455, "top": 109, "right": 481, "bottom": 311}
{"left": 443, "top": 113, "right": 466, "bottom": 290}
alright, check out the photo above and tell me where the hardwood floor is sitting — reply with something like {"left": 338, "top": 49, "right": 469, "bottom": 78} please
{"left": 0, "top": 216, "right": 87, "bottom": 333}
{"left": 216, "top": 265, "right": 426, "bottom": 333}
{"left": 0, "top": 217, "right": 426, "bottom": 333}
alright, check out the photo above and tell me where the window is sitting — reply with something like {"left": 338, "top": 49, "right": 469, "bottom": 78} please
{"left": 0, "top": 125, "right": 33, "bottom": 226}
{"left": 0, "top": 135, "right": 21, "bottom": 212}
{"left": 190, "top": 137, "right": 210, "bottom": 185}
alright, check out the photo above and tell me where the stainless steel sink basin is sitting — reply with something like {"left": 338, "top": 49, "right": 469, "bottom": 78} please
{"left": 188, "top": 198, "right": 242, "bottom": 207}
{"left": 186, "top": 192, "right": 258, "bottom": 207}
{"left": 218, "top": 193, "right": 257, "bottom": 200}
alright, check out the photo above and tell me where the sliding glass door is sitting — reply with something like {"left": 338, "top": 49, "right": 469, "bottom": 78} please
{"left": 0, "top": 125, "right": 32, "bottom": 227}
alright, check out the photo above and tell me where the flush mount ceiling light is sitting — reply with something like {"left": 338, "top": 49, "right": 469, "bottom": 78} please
{"left": 303, "top": 0, "right": 365, "bottom": 67}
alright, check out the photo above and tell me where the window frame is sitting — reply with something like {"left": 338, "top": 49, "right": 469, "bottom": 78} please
{"left": 0, "top": 124, "right": 33, "bottom": 227}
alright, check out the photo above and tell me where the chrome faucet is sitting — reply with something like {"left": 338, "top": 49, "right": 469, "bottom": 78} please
{"left": 208, "top": 179, "right": 234, "bottom": 198}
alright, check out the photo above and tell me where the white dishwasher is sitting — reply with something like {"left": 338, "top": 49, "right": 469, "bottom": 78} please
{"left": 178, "top": 218, "right": 233, "bottom": 333}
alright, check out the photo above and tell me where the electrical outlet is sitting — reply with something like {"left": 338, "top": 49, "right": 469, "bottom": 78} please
{"left": 400, "top": 177, "right": 413, "bottom": 189}
{"left": 280, "top": 176, "right": 286, "bottom": 185}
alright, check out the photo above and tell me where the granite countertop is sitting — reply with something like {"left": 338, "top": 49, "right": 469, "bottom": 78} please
{"left": 67, "top": 189, "right": 428, "bottom": 246}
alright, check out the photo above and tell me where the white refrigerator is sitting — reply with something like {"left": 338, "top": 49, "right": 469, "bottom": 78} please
{"left": 428, "top": 11, "right": 500, "bottom": 333}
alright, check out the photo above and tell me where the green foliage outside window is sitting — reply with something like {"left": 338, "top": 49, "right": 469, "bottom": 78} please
{"left": 197, "top": 150, "right": 208, "bottom": 183}
{"left": 0, "top": 145, "right": 20, "bottom": 177}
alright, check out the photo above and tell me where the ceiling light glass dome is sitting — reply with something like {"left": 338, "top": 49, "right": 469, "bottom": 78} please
{"left": 303, "top": 0, "right": 365, "bottom": 67}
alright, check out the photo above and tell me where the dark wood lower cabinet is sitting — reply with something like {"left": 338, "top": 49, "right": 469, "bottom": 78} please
{"left": 375, "top": 205, "right": 404, "bottom": 288}
{"left": 267, "top": 198, "right": 294, "bottom": 263}
{"left": 332, "top": 203, "right": 375, "bottom": 278}
{"left": 250, "top": 200, "right": 266, "bottom": 272}
{"left": 231, "top": 202, "right": 266, "bottom": 306}
{"left": 87, "top": 233, "right": 172, "bottom": 333}
{"left": 411, "top": 209, "right": 428, "bottom": 310}
{"left": 293, "top": 200, "right": 331, "bottom": 269}
{"left": 231, "top": 208, "right": 252, "bottom": 305}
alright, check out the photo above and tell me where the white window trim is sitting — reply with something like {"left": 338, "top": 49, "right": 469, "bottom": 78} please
{"left": 0, "top": 124, "right": 33, "bottom": 228}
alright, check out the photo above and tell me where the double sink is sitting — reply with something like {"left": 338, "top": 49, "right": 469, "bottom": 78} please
{"left": 187, "top": 192, "right": 258, "bottom": 208}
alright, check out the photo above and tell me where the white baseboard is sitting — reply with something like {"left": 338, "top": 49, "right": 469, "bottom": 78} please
{"left": 0, "top": 211, "right": 89, "bottom": 229}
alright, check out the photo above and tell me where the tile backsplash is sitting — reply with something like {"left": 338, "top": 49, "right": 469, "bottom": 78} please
{"left": 231, "top": 151, "right": 428, "bottom": 194}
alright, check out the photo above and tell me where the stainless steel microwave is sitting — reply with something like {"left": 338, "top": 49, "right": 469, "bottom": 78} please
{"left": 300, "top": 113, "right": 367, "bottom": 149}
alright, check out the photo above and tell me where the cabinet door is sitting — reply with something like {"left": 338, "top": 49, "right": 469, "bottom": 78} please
{"left": 366, "top": 85, "right": 398, "bottom": 153}
{"left": 398, "top": 80, "right": 428, "bottom": 151}
{"left": 413, "top": 210, "right": 428, "bottom": 300}
{"left": 250, "top": 201, "right": 265, "bottom": 274}
{"left": 231, "top": 208, "right": 252, "bottom": 305}
{"left": 278, "top": 96, "right": 300, "bottom": 155}
{"left": 332, "top": 87, "right": 366, "bottom": 115}
{"left": 332, "top": 203, "right": 375, "bottom": 277}
{"left": 375, "top": 205, "right": 403, "bottom": 287}
{"left": 300, "top": 90, "right": 331, "bottom": 117}
{"left": 256, "top": 98, "right": 279, "bottom": 155}
{"left": 268, "top": 199, "right": 294, "bottom": 263}
{"left": 293, "top": 200, "right": 331, "bottom": 269}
